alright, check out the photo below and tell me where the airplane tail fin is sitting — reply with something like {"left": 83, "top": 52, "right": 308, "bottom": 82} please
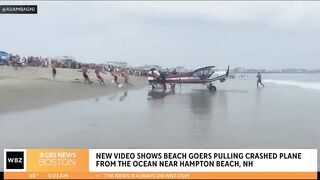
{"left": 226, "top": 65, "right": 230, "bottom": 77}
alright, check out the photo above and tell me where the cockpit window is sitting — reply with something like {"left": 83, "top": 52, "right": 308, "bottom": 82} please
{"left": 193, "top": 68, "right": 215, "bottom": 79}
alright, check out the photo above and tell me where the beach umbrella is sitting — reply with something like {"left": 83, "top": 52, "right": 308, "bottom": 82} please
{"left": 0, "top": 51, "right": 9, "bottom": 57}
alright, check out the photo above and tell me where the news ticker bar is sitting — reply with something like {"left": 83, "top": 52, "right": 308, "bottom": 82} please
{"left": 3, "top": 172, "right": 318, "bottom": 179}
{"left": 3, "top": 149, "right": 318, "bottom": 179}
{"left": 0, "top": 5, "right": 37, "bottom": 14}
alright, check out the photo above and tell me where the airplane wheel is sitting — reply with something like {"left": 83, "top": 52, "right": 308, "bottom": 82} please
{"left": 207, "top": 84, "right": 216, "bottom": 91}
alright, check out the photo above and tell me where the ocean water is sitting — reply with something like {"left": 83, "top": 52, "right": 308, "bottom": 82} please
{"left": 263, "top": 73, "right": 320, "bottom": 91}
{"left": 0, "top": 73, "right": 319, "bottom": 170}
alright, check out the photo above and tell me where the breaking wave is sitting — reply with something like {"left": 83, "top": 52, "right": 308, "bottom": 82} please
{"left": 264, "top": 79, "right": 320, "bottom": 90}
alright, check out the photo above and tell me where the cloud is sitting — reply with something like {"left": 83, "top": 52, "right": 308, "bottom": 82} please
{"left": 113, "top": 1, "right": 320, "bottom": 30}
{"left": 3, "top": 1, "right": 320, "bottom": 30}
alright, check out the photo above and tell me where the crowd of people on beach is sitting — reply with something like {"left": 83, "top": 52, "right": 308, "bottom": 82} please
{"left": 5, "top": 54, "right": 138, "bottom": 87}
{"left": 54, "top": 64, "right": 134, "bottom": 87}
{"left": 8, "top": 54, "right": 80, "bottom": 69}
{"left": 70, "top": 64, "right": 134, "bottom": 87}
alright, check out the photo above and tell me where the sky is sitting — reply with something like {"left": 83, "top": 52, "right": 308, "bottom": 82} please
{"left": 1, "top": 1, "right": 320, "bottom": 69}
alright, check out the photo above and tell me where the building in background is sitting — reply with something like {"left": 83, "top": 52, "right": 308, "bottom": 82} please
{"left": 105, "top": 61, "right": 128, "bottom": 68}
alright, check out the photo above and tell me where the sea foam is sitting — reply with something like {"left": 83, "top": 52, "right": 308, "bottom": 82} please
{"left": 264, "top": 79, "right": 320, "bottom": 90}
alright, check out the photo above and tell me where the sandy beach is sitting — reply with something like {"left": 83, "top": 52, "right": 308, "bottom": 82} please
{"left": 0, "top": 66, "right": 147, "bottom": 113}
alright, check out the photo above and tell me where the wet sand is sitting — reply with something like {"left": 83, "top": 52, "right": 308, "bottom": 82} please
{"left": 0, "top": 66, "right": 146, "bottom": 113}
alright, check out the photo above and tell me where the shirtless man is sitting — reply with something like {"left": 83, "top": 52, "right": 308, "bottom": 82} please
{"left": 78, "top": 65, "right": 90, "bottom": 83}
{"left": 94, "top": 66, "right": 107, "bottom": 85}
{"left": 11, "top": 56, "right": 18, "bottom": 70}
{"left": 111, "top": 70, "right": 120, "bottom": 85}
{"left": 257, "top": 72, "right": 265, "bottom": 88}
{"left": 52, "top": 63, "right": 57, "bottom": 79}
{"left": 121, "top": 69, "right": 132, "bottom": 86}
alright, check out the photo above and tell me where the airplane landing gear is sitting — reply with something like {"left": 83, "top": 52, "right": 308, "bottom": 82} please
{"left": 207, "top": 83, "right": 216, "bottom": 91}
{"left": 159, "top": 82, "right": 167, "bottom": 90}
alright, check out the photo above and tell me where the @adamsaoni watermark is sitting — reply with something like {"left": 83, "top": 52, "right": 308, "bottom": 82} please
{"left": 0, "top": 5, "right": 37, "bottom": 14}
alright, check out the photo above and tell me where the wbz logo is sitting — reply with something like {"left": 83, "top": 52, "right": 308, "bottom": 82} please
{"left": 4, "top": 149, "right": 26, "bottom": 171}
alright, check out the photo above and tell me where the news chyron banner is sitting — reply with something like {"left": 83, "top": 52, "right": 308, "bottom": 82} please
{"left": 3, "top": 149, "right": 318, "bottom": 179}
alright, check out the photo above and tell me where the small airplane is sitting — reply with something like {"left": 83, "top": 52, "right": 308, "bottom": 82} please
{"left": 147, "top": 66, "right": 230, "bottom": 91}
